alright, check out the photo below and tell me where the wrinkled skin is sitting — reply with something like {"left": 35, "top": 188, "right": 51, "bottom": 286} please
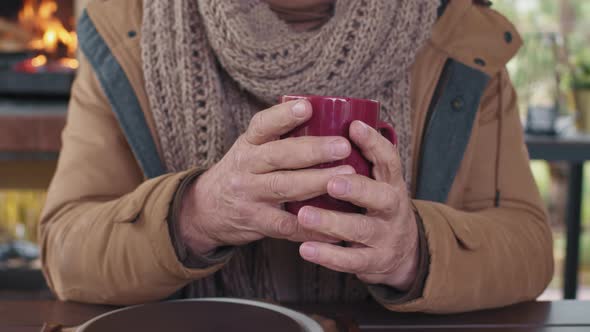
{"left": 179, "top": 100, "right": 352, "bottom": 251}
{"left": 179, "top": 100, "right": 418, "bottom": 290}
{"left": 297, "top": 120, "right": 419, "bottom": 290}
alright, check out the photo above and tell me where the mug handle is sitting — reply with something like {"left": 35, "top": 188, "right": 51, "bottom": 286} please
{"left": 377, "top": 121, "right": 397, "bottom": 146}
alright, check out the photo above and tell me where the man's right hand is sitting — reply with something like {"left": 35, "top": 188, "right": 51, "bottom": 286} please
{"left": 178, "top": 99, "right": 354, "bottom": 255}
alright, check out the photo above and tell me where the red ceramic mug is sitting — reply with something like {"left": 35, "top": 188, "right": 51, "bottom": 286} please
{"left": 281, "top": 95, "right": 397, "bottom": 214}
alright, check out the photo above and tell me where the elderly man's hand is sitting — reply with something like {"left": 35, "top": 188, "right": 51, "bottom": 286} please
{"left": 296, "top": 120, "right": 419, "bottom": 291}
{"left": 179, "top": 100, "right": 354, "bottom": 255}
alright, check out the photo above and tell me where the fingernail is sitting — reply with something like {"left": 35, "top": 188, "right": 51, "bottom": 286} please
{"left": 300, "top": 207, "right": 320, "bottom": 226}
{"left": 291, "top": 100, "right": 308, "bottom": 118}
{"left": 354, "top": 121, "right": 369, "bottom": 138}
{"left": 330, "top": 139, "right": 350, "bottom": 157}
{"left": 330, "top": 177, "right": 350, "bottom": 196}
{"left": 335, "top": 165, "right": 356, "bottom": 175}
{"left": 300, "top": 243, "right": 318, "bottom": 258}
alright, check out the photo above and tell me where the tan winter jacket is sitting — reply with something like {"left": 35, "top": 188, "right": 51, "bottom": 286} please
{"left": 40, "top": 0, "right": 553, "bottom": 313}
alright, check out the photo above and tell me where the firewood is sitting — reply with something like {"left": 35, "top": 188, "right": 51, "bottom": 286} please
{"left": 0, "top": 18, "right": 32, "bottom": 42}
{"left": 0, "top": 39, "right": 27, "bottom": 53}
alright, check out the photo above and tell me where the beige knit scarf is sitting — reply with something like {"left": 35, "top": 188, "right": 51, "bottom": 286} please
{"left": 142, "top": 0, "right": 438, "bottom": 302}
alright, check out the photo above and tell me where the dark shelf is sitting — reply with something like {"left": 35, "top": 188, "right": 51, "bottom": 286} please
{"left": 0, "top": 268, "right": 47, "bottom": 291}
{"left": 526, "top": 134, "right": 590, "bottom": 161}
{"left": 0, "top": 71, "right": 74, "bottom": 97}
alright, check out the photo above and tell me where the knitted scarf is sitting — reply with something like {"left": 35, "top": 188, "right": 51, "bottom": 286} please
{"left": 142, "top": 0, "right": 438, "bottom": 302}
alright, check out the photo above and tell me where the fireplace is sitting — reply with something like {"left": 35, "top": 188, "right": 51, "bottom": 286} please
{"left": 0, "top": 0, "right": 83, "bottom": 96}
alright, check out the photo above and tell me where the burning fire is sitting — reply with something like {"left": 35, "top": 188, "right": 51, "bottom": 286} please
{"left": 18, "top": 0, "right": 78, "bottom": 70}
{"left": 30, "top": 54, "right": 47, "bottom": 67}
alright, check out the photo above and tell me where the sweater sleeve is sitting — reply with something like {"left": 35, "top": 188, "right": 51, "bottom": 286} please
{"left": 167, "top": 170, "right": 235, "bottom": 269}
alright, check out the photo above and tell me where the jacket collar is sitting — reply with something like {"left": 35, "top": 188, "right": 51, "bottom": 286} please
{"left": 431, "top": 0, "right": 522, "bottom": 77}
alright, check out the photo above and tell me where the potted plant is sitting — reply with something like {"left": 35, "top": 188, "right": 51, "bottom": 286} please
{"left": 571, "top": 49, "right": 590, "bottom": 133}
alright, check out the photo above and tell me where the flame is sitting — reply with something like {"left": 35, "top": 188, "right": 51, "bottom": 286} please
{"left": 18, "top": 0, "right": 78, "bottom": 59}
{"left": 59, "top": 57, "right": 79, "bottom": 70}
{"left": 30, "top": 55, "right": 47, "bottom": 67}
{"left": 18, "top": 0, "right": 36, "bottom": 24}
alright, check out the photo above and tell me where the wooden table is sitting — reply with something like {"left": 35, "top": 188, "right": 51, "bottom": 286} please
{"left": 1, "top": 300, "right": 589, "bottom": 331}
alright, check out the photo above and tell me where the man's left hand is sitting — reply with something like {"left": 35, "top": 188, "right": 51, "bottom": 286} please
{"left": 297, "top": 120, "right": 419, "bottom": 291}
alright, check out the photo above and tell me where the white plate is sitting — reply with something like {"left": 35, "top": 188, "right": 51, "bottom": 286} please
{"left": 76, "top": 297, "right": 323, "bottom": 332}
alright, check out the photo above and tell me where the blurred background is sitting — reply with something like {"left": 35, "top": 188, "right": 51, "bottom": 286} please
{"left": 0, "top": 0, "right": 589, "bottom": 300}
